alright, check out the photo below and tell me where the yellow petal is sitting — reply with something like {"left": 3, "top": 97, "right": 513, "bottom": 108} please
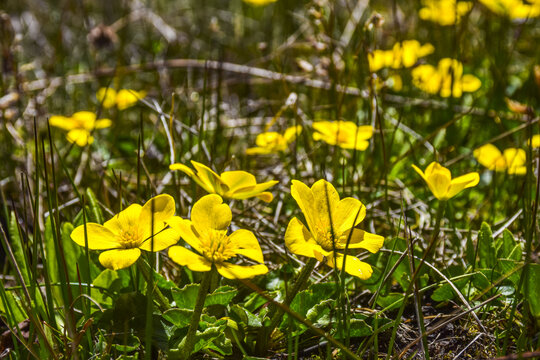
{"left": 284, "top": 217, "right": 322, "bottom": 258}
{"left": 94, "top": 119, "right": 112, "bottom": 129}
{"left": 71, "top": 223, "right": 121, "bottom": 249}
{"left": 446, "top": 172, "right": 479, "bottom": 199}
{"left": 170, "top": 163, "right": 213, "bottom": 193}
{"left": 116, "top": 89, "right": 145, "bottom": 110}
{"left": 334, "top": 197, "right": 366, "bottom": 233}
{"left": 104, "top": 204, "right": 143, "bottom": 234}
{"left": 168, "top": 246, "right": 212, "bottom": 272}
{"left": 246, "top": 147, "right": 272, "bottom": 155}
{"left": 49, "top": 115, "right": 76, "bottom": 130}
{"left": 96, "top": 87, "right": 117, "bottom": 109}
{"left": 191, "top": 194, "right": 231, "bottom": 232}
{"left": 503, "top": 148, "right": 526, "bottom": 169}
{"left": 99, "top": 248, "right": 141, "bottom": 270}
{"left": 529, "top": 134, "right": 540, "bottom": 148}
{"left": 345, "top": 229, "right": 384, "bottom": 253}
{"left": 220, "top": 171, "right": 256, "bottom": 193}
{"left": 228, "top": 180, "right": 279, "bottom": 200}
{"left": 191, "top": 161, "right": 228, "bottom": 194}
{"left": 461, "top": 74, "right": 481, "bottom": 92}
{"left": 167, "top": 216, "right": 203, "bottom": 252}
{"left": 229, "top": 229, "right": 264, "bottom": 263}
{"left": 426, "top": 172, "right": 451, "bottom": 200}
{"left": 139, "top": 194, "right": 176, "bottom": 238}
{"left": 311, "top": 179, "right": 340, "bottom": 227}
{"left": 216, "top": 263, "right": 268, "bottom": 279}
{"left": 290, "top": 180, "right": 317, "bottom": 233}
{"left": 255, "top": 191, "right": 274, "bottom": 203}
{"left": 72, "top": 111, "right": 97, "bottom": 130}
{"left": 66, "top": 129, "right": 93, "bottom": 146}
{"left": 138, "top": 227, "right": 180, "bottom": 252}
{"left": 283, "top": 125, "right": 302, "bottom": 143}
{"left": 412, "top": 164, "right": 428, "bottom": 183}
{"left": 474, "top": 144, "right": 503, "bottom": 170}
{"left": 325, "top": 253, "right": 374, "bottom": 280}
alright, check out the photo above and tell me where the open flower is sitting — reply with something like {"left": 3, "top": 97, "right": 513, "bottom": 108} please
{"left": 169, "top": 161, "right": 278, "bottom": 202}
{"left": 246, "top": 125, "right": 302, "bottom": 155}
{"left": 529, "top": 135, "right": 540, "bottom": 148}
{"left": 70, "top": 194, "right": 180, "bottom": 270}
{"left": 285, "top": 180, "right": 384, "bottom": 279}
{"left": 473, "top": 144, "right": 527, "bottom": 175}
{"left": 412, "top": 58, "right": 481, "bottom": 97}
{"left": 96, "top": 87, "right": 146, "bottom": 110}
{"left": 368, "top": 40, "right": 435, "bottom": 72}
{"left": 49, "top": 111, "right": 112, "bottom": 146}
{"left": 168, "top": 195, "right": 268, "bottom": 279}
{"left": 419, "top": 0, "right": 473, "bottom": 25}
{"left": 412, "top": 162, "right": 479, "bottom": 200}
{"left": 312, "top": 121, "right": 373, "bottom": 151}
{"left": 479, "top": 0, "right": 540, "bottom": 19}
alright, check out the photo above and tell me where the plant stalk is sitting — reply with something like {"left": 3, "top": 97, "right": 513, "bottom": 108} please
{"left": 181, "top": 269, "right": 213, "bottom": 358}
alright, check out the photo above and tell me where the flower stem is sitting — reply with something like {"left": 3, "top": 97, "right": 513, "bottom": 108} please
{"left": 137, "top": 260, "right": 170, "bottom": 313}
{"left": 268, "top": 257, "right": 317, "bottom": 335}
{"left": 181, "top": 269, "right": 213, "bottom": 359}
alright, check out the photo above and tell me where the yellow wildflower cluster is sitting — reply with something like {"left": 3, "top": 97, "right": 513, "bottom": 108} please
{"left": 419, "top": 0, "right": 473, "bottom": 25}
{"left": 412, "top": 58, "right": 481, "bottom": 97}
{"left": 474, "top": 144, "right": 527, "bottom": 175}
{"left": 96, "top": 87, "right": 146, "bottom": 110}
{"left": 479, "top": 0, "right": 540, "bottom": 19}
{"left": 49, "top": 111, "right": 111, "bottom": 146}
{"left": 246, "top": 125, "right": 302, "bottom": 155}
{"left": 368, "top": 40, "right": 435, "bottom": 72}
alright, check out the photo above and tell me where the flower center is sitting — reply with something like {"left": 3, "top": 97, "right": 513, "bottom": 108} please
{"left": 118, "top": 227, "right": 143, "bottom": 248}
{"left": 335, "top": 130, "right": 350, "bottom": 144}
{"left": 315, "top": 223, "right": 346, "bottom": 251}
{"left": 199, "top": 230, "right": 235, "bottom": 264}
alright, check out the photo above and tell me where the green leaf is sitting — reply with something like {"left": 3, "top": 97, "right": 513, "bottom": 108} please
{"left": 93, "top": 269, "right": 130, "bottom": 293}
{"left": 497, "top": 230, "right": 522, "bottom": 261}
{"left": 230, "top": 304, "right": 263, "bottom": 328}
{"left": 171, "top": 284, "right": 199, "bottom": 309}
{"left": 8, "top": 211, "right": 31, "bottom": 286}
{"left": 347, "top": 319, "right": 373, "bottom": 338}
{"left": 306, "top": 299, "right": 334, "bottom": 327}
{"left": 85, "top": 188, "right": 104, "bottom": 224}
{"left": 526, "top": 264, "right": 540, "bottom": 318}
{"left": 205, "top": 285, "right": 237, "bottom": 307}
{"left": 431, "top": 277, "right": 471, "bottom": 302}
{"left": 376, "top": 292, "right": 404, "bottom": 311}
{"left": 162, "top": 308, "right": 192, "bottom": 328}
{"left": 192, "top": 325, "right": 232, "bottom": 356}
{"left": 478, "top": 222, "right": 496, "bottom": 269}
{"left": 110, "top": 334, "right": 140, "bottom": 352}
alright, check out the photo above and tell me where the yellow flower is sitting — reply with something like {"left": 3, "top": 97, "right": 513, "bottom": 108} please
{"left": 284, "top": 180, "right": 384, "bottom": 279}
{"left": 412, "top": 58, "right": 481, "bottom": 97}
{"left": 312, "top": 121, "right": 373, "bottom": 150}
{"left": 70, "top": 195, "right": 179, "bottom": 270}
{"left": 479, "top": 0, "right": 540, "bottom": 19}
{"left": 168, "top": 195, "right": 268, "bottom": 279}
{"left": 96, "top": 87, "right": 146, "bottom": 110}
{"left": 529, "top": 135, "right": 540, "bottom": 148}
{"left": 243, "top": 0, "right": 278, "bottom": 5}
{"left": 412, "top": 162, "right": 479, "bottom": 200}
{"left": 473, "top": 144, "right": 527, "bottom": 175}
{"left": 169, "top": 161, "right": 278, "bottom": 202}
{"left": 368, "top": 40, "right": 435, "bottom": 72}
{"left": 246, "top": 125, "right": 302, "bottom": 155}
{"left": 419, "top": 0, "right": 473, "bottom": 25}
{"left": 49, "top": 111, "right": 112, "bottom": 146}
